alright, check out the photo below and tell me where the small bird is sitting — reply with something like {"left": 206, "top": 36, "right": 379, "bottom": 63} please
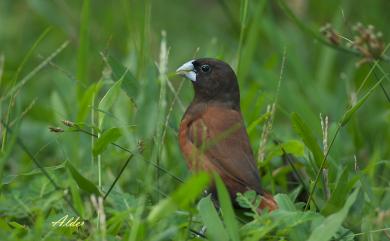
{"left": 176, "top": 58, "right": 277, "bottom": 212}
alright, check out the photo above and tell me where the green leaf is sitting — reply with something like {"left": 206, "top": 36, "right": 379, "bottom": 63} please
{"left": 50, "top": 91, "right": 67, "bottom": 120}
{"left": 282, "top": 140, "right": 305, "bottom": 157}
{"left": 198, "top": 195, "right": 230, "bottom": 241}
{"left": 274, "top": 193, "right": 296, "bottom": 211}
{"left": 107, "top": 55, "right": 138, "bottom": 99}
{"left": 147, "top": 172, "right": 210, "bottom": 223}
{"left": 307, "top": 186, "right": 360, "bottom": 241}
{"left": 0, "top": 218, "right": 12, "bottom": 232}
{"left": 9, "top": 221, "right": 28, "bottom": 233}
{"left": 271, "top": 209, "right": 320, "bottom": 230}
{"left": 339, "top": 76, "right": 385, "bottom": 126}
{"left": 92, "top": 127, "right": 122, "bottom": 156}
{"left": 69, "top": 180, "right": 85, "bottom": 217}
{"left": 264, "top": 139, "right": 305, "bottom": 164}
{"left": 291, "top": 112, "right": 324, "bottom": 167}
{"left": 98, "top": 79, "right": 123, "bottom": 127}
{"left": 236, "top": 190, "right": 261, "bottom": 210}
{"left": 76, "top": 82, "right": 103, "bottom": 123}
{"left": 66, "top": 162, "right": 101, "bottom": 196}
{"left": 214, "top": 174, "right": 240, "bottom": 241}
{"left": 321, "top": 166, "right": 356, "bottom": 216}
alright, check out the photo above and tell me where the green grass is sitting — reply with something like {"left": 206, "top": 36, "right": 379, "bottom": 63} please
{"left": 1, "top": 0, "right": 390, "bottom": 240}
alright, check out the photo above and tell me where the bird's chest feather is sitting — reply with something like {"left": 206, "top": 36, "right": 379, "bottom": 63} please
{"left": 178, "top": 104, "right": 245, "bottom": 171}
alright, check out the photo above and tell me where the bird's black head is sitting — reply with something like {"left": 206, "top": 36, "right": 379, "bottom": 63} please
{"left": 176, "top": 58, "right": 240, "bottom": 110}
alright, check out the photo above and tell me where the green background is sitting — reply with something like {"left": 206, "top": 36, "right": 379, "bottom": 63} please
{"left": 0, "top": 0, "right": 389, "bottom": 240}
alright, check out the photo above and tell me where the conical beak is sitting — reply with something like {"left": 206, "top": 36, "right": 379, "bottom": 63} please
{"left": 176, "top": 60, "right": 196, "bottom": 82}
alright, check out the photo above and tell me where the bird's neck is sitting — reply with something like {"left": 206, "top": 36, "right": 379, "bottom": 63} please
{"left": 191, "top": 97, "right": 241, "bottom": 112}
{"left": 193, "top": 91, "right": 240, "bottom": 111}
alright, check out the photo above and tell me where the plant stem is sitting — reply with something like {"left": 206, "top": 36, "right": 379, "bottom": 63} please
{"left": 305, "top": 125, "right": 341, "bottom": 211}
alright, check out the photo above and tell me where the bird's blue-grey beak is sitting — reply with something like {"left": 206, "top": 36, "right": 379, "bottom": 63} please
{"left": 176, "top": 60, "right": 196, "bottom": 82}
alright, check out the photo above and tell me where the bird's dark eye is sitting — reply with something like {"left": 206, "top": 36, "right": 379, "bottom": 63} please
{"left": 201, "top": 64, "right": 210, "bottom": 73}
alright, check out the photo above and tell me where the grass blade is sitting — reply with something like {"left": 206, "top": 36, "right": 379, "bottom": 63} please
{"left": 339, "top": 74, "right": 386, "bottom": 126}
{"left": 291, "top": 112, "right": 324, "bottom": 167}
{"left": 147, "top": 172, "right": 210, "bottom": 223}
{"left": 98, "top": 79, "right": 123, "bottom": 127}
{"left": 237, "top": 0, "right": 266, "bottom": 81}
{"left": 321, "top": 166, "right": 357, "bottom": 216}
{"left": 1, "top": 41, "right": 69, "bottom": 102}
{"left": 307, "top": 186, "right": 360, "bottom": 241}
{"left": 76, "top": 0, "right": 90, "bottom": 97}
{"left": 76, "top": 82, "right": 103, "bottom": 123}
{"left": 214, "top": 174, "right": 240, "bottom": 241}
{"left": 198, "top": 195, "right": 230, "bottom": 241}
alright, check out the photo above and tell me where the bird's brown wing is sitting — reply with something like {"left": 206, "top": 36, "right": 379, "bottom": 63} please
{"left": 179, "top": 104, "right": 277, "bottom": 210}
{"left": 182, "top": 105, "right": 262, "bottom": 194}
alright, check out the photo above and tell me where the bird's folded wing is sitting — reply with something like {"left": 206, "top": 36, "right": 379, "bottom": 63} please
{"left": 187, "top": 106, "right": 263, "bottom": 194}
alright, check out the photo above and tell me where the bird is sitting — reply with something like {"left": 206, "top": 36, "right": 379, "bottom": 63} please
{"left": 176, "top": 58, "right": 277, "bottom": 212}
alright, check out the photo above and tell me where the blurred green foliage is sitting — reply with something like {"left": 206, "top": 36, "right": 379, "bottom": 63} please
{"left": 0, "top": 0, "right": 389, "bottom": 240}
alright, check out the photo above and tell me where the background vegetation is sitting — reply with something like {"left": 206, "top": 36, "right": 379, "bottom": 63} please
{"left": 0, "top": 0, "right": 389, "bottom": 240}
